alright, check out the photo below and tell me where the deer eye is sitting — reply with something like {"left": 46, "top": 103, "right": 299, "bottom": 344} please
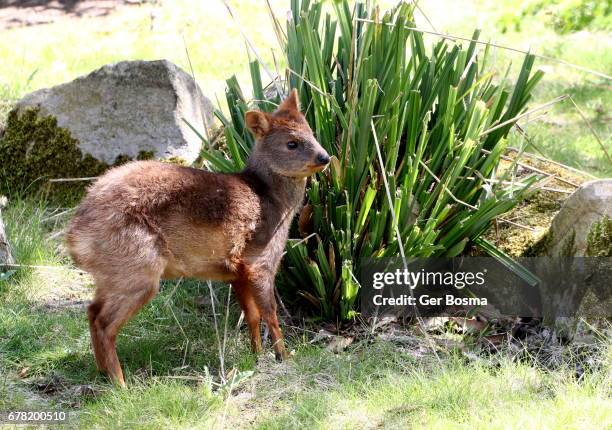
{"left": 287, "top": 141, "right": 299, "bottom": 150}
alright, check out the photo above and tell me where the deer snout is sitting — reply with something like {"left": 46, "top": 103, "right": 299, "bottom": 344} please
{"left": 316, "top": 152, "right": 331, "bottom": 166}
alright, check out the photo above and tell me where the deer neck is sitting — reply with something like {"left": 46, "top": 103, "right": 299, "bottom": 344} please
{"left": 242, "top": 155, "right": 306, "bottom": 214}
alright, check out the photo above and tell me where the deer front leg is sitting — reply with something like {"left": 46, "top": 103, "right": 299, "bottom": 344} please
{"left": 237, "top": 265, "right": 288, "bottom": 361}
{"left": 254, "top": 281, "right": 288, "bottom": 361}
{"left": 265, "top": 300, "right": 289, "bottom": 361}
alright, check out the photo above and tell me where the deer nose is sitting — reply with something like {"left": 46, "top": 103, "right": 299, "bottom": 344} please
{"left": 316, "top": 153, "right": 330, "bottom": 165}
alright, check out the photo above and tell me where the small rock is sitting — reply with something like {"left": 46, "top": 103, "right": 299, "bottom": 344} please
{"left": 232, "top": 391, "right": 254, "bottom": 402}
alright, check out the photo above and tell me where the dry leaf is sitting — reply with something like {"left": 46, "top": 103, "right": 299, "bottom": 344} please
{"left": 451, "top": 317, "right": 488, "bottom": 333}
{"left": 298, "top": 204, "right": 313, "bottom": 236}
{"left": 483, "top": 334, "right": 506, "bottom": 346}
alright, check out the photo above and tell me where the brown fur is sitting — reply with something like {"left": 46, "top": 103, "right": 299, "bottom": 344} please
{"left": 66, "top": 90, "right": 329, "bottom": 387}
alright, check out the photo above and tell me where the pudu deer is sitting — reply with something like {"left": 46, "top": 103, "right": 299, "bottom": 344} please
{"left": 66, "top": 89, "right": 329, "bottom": 387}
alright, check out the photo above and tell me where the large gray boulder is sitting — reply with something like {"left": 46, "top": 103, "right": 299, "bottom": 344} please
{"left": 539, "top": 179, "right": 611, "bottom": 339}
{"left": 15, "top": 60, "right": 214, "bottom": 164}
{"left": 547, "top": 179, "right": 611, "bottom": 257}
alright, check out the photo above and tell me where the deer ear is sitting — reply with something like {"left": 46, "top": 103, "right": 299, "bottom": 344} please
{"left": 277, "top": 88, "right": 300, "bottom": 112}
{"left": 245, "top": 110, "right": 270, "bottom": 137}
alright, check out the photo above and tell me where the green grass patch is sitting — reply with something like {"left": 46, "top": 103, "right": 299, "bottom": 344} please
{"left": 254, "top": 346, "right": 611, "bottom": 429}
{"left": 79, "top": 380, "right": 221, "bottom": 429}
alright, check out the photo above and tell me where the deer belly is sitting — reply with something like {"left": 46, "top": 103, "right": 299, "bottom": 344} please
{"left": 161, "top": 224, "right": 236, "bottom": 281}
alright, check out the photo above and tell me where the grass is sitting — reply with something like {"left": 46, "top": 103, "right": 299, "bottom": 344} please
{"left": 0, "top": 198, "right": 611, "bottom": 428}
{"left": 250, "top": 346, "right": 611, "bottom": 429}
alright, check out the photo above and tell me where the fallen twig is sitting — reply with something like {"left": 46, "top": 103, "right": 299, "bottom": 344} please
{"left": 48, "top": 177, "right": 97, "bottom": 183}
{"left": 567, "top": 96, "right": 611, "bottom": 164}
{"left": 497, "top": 218, "right": 537, "bottom": 232}
{"left": 1, "top": 263, "right": 86, "bottom": 274}
{"left": 506, "top": 146, "right": 594, "bottom": 180}
{"left": 481, "top": 148, "right": 581, "bottom": 188}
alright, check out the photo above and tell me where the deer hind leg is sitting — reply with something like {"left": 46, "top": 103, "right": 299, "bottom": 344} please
{"left": 234, "top": 281, "right": 262, "bottom": 353}
{"left": 89, "top": 276, "right": 159, "bottom": 387}
{"left": 88, "top": 300, "right": 107, "bottom": 371}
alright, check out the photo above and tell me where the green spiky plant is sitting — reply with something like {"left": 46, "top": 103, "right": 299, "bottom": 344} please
{"left": 191, "top": 0, "right": 544, "bottom": 320}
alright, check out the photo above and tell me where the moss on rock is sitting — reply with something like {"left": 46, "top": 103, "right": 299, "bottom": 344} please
{"left": 523, "top": 230, "right": 553, "bottom": 257}
{"left": 559, "top": 229, "right": 577, "bottom": 257}
{"left": 0, "top": 108, "right": 156, "bottom": 205}
{"left": 485, "top": 190, "right": 563, "bottom": 257}
{"left": 113, "top": 150, "right": 155, "bottom": 166}
{"left": 586, "top": 215, "right": 612, "bottom": 257}
{"left": 525, "top": 212, "right": 611, "bottom": 257}
{"left": 163, "top": 156, "right": 189, "bottom": 166}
